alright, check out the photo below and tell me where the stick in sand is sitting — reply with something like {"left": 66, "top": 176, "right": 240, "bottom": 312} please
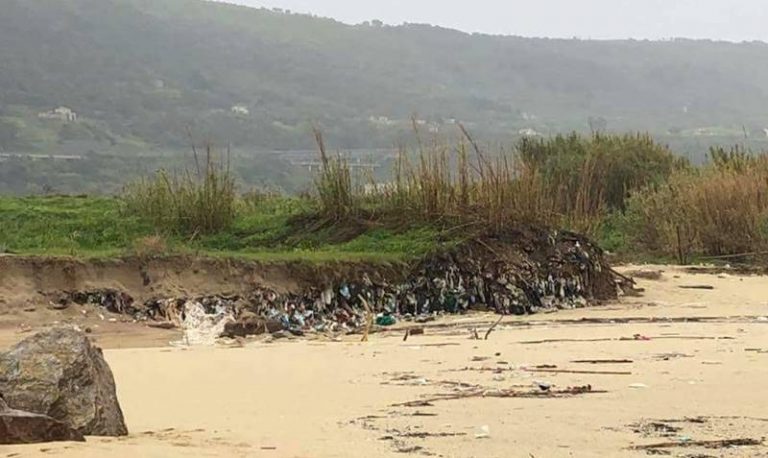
{"left": 484, "top": 315, "right": 504, "bottom": 340}
{"left": 525, "top": 368, "right": 632, "bottom": 376}
{"left": 359, "top": 295, "right": 373, "bottom": 343}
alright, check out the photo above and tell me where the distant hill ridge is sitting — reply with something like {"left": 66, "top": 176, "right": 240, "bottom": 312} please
{"left": 2, "top": 0, "right": 768, "bottom": 150}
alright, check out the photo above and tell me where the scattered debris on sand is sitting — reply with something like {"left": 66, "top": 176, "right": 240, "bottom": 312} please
{"left": 628, "top": 417, "right": 767, "bottom": 456}
{"left": 631, "top": 437, "right": 763, "bottom": 452}
{"left": 391, "top": 384, "right": 604, "bottom": 407}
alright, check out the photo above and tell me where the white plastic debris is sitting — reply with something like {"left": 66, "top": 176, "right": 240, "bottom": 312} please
{"left": 475, "top": 425, "right": 491, "bottom": 439}
{"left": 172, "top": 301, "right": 235, "bottom": 346}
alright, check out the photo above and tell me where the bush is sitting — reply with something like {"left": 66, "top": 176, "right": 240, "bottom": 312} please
{"left": 623, "top": 148, "right": 768, "bottom": 259}
{"left": 518, "top": 132, "right": 684, "bottom": 211}
{"left": 313, "top": 129, "right": 357, "bottom": 222}
{"left": 122, "top": 146, "right": 236, "bottom": 235}
{"left": 313, "top": 130, "right": 680, "bottom": 237}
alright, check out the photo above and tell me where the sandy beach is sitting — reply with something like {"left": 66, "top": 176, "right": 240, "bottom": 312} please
{"left": 1, "top": 265, "right": 766, "bottom": 457}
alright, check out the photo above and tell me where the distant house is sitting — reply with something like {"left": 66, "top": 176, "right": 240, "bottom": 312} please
{"left": 518, "top": 128, "right": 541, "bottom": 137}
{"left": 38, "top": 107, "right": 77, "bottom": 122}
{"left": 368, "top": 116, "right": 395, "bottom": 126}
{"left": 231, "top": 105, "right": 250, "bottom": 116}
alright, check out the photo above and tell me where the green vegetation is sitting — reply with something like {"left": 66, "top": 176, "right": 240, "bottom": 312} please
{"left": 122, "top": 146, "right": 237, "bottom": 235}
{"left": 312, "top": 131, "right": 682, "bottom": 237}
{"left": 5, "top": 132, "right": 768, "bottom": 265}
{"left": 0, "top": 194, "right": 443, "bottom": 261}
{"left": 4, "top": 0, "right": 768, "bottom": 196}
{"left": 622, "top": 147, "right": 768, "bottom": 262}
{"left": 517, "top": 133, "right": 685, "bottom": 211}
{"left": 0, "top": 196, "right": 150, "bottom": 257}
{"left": 4, "top": 0, "right": 768, "bottom": 156}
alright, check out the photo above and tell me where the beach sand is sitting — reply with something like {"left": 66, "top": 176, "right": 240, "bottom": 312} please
{"left": 1, "top": 265, "right": 766, "bottom": 457}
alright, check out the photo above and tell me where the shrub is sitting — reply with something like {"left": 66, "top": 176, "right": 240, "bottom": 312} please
{"left": 518, "top": 132, "right": 684, "bottom": 211}
{"left": 313, "top": 129, "right": 357, "bottom": 222}
{"left": 122, "top": 145, "right": 236, "bottom": 235}
{"left": 624, "top": 150, "right": 768, "bottom": 259}
{"left": 313, "top": 129, "right": 678, "bottom": 237}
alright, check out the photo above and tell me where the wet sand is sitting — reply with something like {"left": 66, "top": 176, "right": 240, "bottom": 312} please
{"left": 1, "top": 265, "right": 767, "bottom": 457}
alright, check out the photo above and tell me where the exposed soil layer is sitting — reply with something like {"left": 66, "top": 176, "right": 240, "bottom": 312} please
{"left": 1, "top": 227, "right": 623, "bottom": 336}
{"left": 0, "top": 255, "right": 405, "bottom": 311}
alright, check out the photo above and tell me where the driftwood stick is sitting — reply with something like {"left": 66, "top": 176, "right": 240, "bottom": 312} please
{"left": 402, "top": 342, "right": 461, "bottom": 348}
{"left": 484, "top": 315, "right": 504, "bottom": 340}
{"left": 521, "top": 335, "right": 734, "bottom": 345}
{"left": 359, "top": 295, "right": 373, "bottom": 343}
{"left": 631, "top": 438, "right": 762, "bottom": 450}
{"left": 609, "top": 267, "right": 635, "bottom": 285}
{"left": 520, "top": 338, "right": 614, "bottom": 344}
{"left": 525, "top": 368, "right": 632, "bottom": 376}
{"left": 571, "top": 359, "right": 634, "bottom": 364}
{"left": 392, "top": 386, "right": 606, "bottom": 407}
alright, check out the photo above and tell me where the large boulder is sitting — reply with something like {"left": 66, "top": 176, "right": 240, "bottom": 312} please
{"left": 0, "top": 397, "right": 84, "bottom": 444}
{"left": 0, "top": 327, "right": 128, "bottom": 436}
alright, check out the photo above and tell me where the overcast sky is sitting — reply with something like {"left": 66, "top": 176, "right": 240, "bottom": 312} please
{"left": 224, "top": 0, "right": 768, "bottom": 42}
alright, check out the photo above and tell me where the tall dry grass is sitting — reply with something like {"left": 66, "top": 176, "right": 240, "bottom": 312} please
{"left": 313, "top": 129, "right": 358, "bottom": 222}
{"left": 314, "top": 129, "right": 675, "bottom": 235}
{"left": 122, "top": 145, "right": 236, "bottom": 235}
{"left": 625, "top": 147, "right": 768, "bottom": 259}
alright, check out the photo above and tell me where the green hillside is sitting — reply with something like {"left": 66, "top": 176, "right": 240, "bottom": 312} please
{"left": 2, "top": 0, "right": 768, "bottom": 153}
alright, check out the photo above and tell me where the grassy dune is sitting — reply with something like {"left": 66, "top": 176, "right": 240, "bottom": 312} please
{"left": 0, "top": 195, "right": 443, "bottom": 261}
{"left": 5, "top": 133, "right": 768, "bottom": 265}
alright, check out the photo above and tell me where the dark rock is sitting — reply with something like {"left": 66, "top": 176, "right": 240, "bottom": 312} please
{"left": 147, "top": 321, "right": 176, "bottom": 330}
{"left": 0, "top": 327, "right": 128, "bottom": 436}
{"left": 221, "top": 312, "right": 283, "bottom": 338}
{"left": 0, "top": 398, "right": 85, "bottom": 444}
{"left": 49, "top": 302, "right": 69, "bottom": 311}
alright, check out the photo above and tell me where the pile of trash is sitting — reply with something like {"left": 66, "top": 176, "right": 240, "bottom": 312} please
{"left": 60, "top": 227, "right": 627, "bottom": 340}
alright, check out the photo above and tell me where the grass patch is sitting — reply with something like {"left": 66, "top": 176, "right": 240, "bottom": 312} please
{"left": 0, "top": 195, "right": 444, "bottom": 261}
{"left": 122, "top": 146, "right": 237, "bottom": 235}
{"left": 0, "top": 196, "right": 152, "bottom": 254}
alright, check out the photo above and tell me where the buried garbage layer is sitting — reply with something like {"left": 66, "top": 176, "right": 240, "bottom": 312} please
{"left": 55, "top": 227, "right": 628, "bottom": 338}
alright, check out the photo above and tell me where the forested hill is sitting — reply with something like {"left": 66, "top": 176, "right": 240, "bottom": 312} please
{"left": 2, "top": 0, "right": 768, "bottom": 151}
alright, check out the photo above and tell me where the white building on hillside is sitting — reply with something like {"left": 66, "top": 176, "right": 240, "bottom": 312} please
{"left": 231, "top": 105, "right": 250, "bottom": 116}
{"left": 518, "top": 128, "right": 542, "bottom": 137}
{"left": 38, "top": 107, "right": 78, "bottom": 122}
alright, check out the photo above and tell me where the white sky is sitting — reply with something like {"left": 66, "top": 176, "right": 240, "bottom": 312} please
{"left": 222, "top": 0, "right": 768, "bottom": 42}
